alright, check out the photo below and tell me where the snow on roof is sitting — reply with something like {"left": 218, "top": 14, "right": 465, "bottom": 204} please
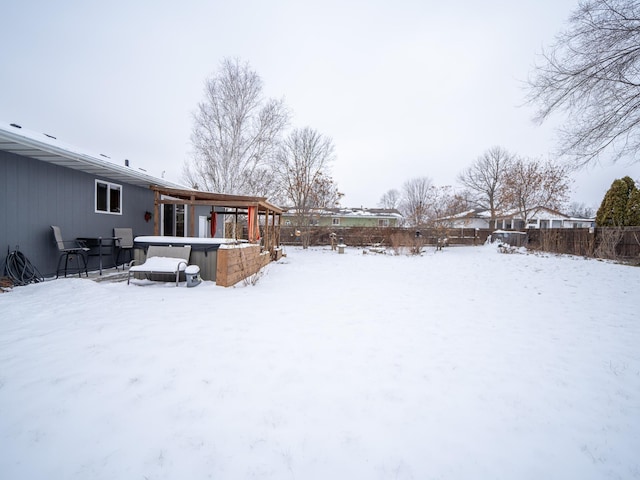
{"left": 448, "top": 208, "right": 492, "bottom": 219}
{"left": 283, "top": 207, "right": 403, "bottom": 218}
{"left": 0, "top": 121, "right": 185, "bottom": 190}
{"left": 494, "top": 206, "right": 569, "bottom": 219}
{"left": 492, "top": 229, "right": 527, "bottom": 235}
{"left": 565, "top": 217, "right": 595, "bottom": 222}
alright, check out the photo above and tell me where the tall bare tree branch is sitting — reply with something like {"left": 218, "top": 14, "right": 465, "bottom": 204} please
{"left": 378, "top": 189, "right": 401, "bottom": 210}
{"left": 527, "top": 0, "right": 640, "bottom": 166}
{"left": 184, "top": 58, "right": 289, "bottom": 195}
{"left": 502, "top": 157, "right": 572, "bottom": 223}
{"left": 400, "top": 177, "right": 434, "bottom": 228}
{"left": 457, "top": 146, "right": 514, "bottom": 221}
{"left": 274, "top": 127, "right": 338, "bottom": 247}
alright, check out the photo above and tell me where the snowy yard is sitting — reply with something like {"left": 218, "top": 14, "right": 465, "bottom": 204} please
{"left": 1, "top": 244, "right": 639, "bottom": 479}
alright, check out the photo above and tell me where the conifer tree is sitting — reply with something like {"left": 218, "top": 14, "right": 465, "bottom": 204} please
{"left": 626, "top": 188, "right": 640, "bottom": 226}
{"left": 595, "top": 176, "right": 637, "bottom": 226}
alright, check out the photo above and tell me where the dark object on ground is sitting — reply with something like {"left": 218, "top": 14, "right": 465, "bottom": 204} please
{"left": 3, "top": 248, "right": 44, "bottom": 287}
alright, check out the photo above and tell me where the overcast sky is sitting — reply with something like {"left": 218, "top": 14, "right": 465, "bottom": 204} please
{"left": 2, "top": 0, "right": 638, "bottom": 209}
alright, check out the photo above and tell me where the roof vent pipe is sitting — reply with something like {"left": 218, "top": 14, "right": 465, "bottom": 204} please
{"left": 125, "top": 159, "right": 129, "bottom": 167}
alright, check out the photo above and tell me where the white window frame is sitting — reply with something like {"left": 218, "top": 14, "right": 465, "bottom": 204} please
{"left": 378, "top": 218, "right": 390, "bottom": 227}
{"left": 332, "top": 218, "right": 340, "bottom": 226}
{"left": 95, "top": 179, "right": 122, "bottom": 215}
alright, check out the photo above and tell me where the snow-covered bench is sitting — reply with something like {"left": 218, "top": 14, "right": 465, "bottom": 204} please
{"left": 128, "top": 245, "right": 192, "bottom": 286}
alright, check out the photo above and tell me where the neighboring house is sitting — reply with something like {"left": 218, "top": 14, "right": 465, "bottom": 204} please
{"left": 282, "top": 207, "right": 403, "bottom": 228}
{"left": 492, "top": 207, "right": 594, "bottom": 230}
{"left": 0, "top": 122, "right": 185, "bottom": 278}
{"left": 442, "top": 209, "right": 492, "bottom": 229}
{"left": 561, "top": 217, "right": 595, "bottom": 229}
{"left": 441, "top": 207, "right": 594, "bottom": 230}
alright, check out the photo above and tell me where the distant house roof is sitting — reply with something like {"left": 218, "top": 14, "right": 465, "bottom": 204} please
{"left": 283, "top": 207, "right": 403, "bottom": 218}
{"left": 0, "top": 121, "right": 184, "bottom": 189}
{"left": 494, "top": 206, "right": 569, "bottom": 220}
{"left": 446, "top": 206, "right": 587, "bottom": 221}
{"left": 446, "top": 208, "right": 492, "bottom": 220}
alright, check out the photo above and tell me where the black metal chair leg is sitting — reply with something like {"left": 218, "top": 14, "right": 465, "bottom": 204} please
{"left": 81, "top": 253, "right": 88, "bottom": 277}
{"left": 56, "top": 254, "right": 65, "bottom": 279}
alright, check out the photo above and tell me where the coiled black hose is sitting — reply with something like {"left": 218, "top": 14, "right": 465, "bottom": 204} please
{"left": 3, "top": 249, "right": 44, "bottom": 286}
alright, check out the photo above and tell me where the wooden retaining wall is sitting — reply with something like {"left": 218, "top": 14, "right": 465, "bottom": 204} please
{"left": 216, "top": 245, "right": 272, "bottom": 287}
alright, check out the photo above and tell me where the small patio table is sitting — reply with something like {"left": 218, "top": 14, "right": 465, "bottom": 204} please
{"left": 77, "top": 236, "right": 119, "bottom": 275}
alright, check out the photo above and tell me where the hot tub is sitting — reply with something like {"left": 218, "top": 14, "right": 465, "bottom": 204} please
{"left": 133, "top": 236, "right": 246, "bottom": 281}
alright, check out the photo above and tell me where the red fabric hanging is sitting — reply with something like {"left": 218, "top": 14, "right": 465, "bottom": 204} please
{"left": 210, "top": 211, "right": 217, "bottom": 238}
{"left": 248, "top": 206, "right": 260, "bottom": 242}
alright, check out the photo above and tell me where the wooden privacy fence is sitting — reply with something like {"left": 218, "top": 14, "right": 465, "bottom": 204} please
{"left": 526, "top": 227, "right": 640, "bottom": 261}
{"left": 280, "top": 226, "right": 491, "bottom": 247}
{"left": 280, "top": 225, "right": 640, "bottom": 262}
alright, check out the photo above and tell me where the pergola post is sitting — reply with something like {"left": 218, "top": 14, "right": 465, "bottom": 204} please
{"left": 189, "top": 195, "right": 195, "bottom": 237}
{"left": 153, "top": 189, "right": 160, "bottom": 236}
{"left": 270, "top": 210, "right": 276, "bottom": 250}
{"left": 265, "top": 209, "right": 271, "bottom": 251}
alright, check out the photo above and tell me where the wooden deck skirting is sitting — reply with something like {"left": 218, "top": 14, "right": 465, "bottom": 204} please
{"left": 216, "top": 245, "right": 272, "bottom": 287}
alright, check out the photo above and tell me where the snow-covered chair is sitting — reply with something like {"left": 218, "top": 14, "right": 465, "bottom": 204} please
{"left": 128, "top": 245, "right": 192, "bottom": 286}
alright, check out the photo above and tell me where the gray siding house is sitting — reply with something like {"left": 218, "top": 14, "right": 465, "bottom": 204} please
{"left": 0, "top": 122, "right": 184, "bottom": 278}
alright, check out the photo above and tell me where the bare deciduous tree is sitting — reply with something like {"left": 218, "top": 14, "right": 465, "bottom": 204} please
{"left": 430, "top": 186, "right": 471, "bottom": 228}
{"left": 502, "top": 157, "right": 571, "bottom": 224}
{"left": 567, "top": 201, "right": 596, "bottom": 218}
{"left": 184, "top": 58, "right": 289, "bottom": 195}
{"left": 274, "top": 127, "right": 337, "bottom": 248}
{"left": 457, "top": 146, "right": 514, "bottom": 222}
{"left": 400, "top": 177, "right": 433, "bottom": 228}
{"left": 527, "top": 0, "right": 640, "bottom": 166}
{"left": 428, "top": 186, "right": 470, "bottom": 250}
{"left": 309, "top": 172, "right": 343, "bottom": 211}
{"left": 378, "top": 189, "right": 401, "bottom": 210}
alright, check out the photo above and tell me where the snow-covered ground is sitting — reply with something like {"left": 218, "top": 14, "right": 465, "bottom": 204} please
{"left": 1, "top": 244, "right": 638, "bottom": 479}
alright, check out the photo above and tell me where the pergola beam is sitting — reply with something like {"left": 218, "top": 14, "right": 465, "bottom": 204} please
{"left": 150, "top": 185, "right": 282, "bottom": 251}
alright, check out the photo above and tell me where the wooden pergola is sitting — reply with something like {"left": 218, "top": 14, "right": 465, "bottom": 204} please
{"left": 150, "top": 185, "right": 283, "bottom": 252}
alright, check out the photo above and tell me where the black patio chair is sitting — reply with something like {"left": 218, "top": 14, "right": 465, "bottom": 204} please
{"left": 113, "top": 227, "right": 134, "bottom": 269}
{"left": 51, "top": 225, "right": 89, "bottom": 278}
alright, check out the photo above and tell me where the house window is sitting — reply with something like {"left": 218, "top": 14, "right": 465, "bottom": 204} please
{"left": 378, "top": 219, "right": 389, "bottom": 227}
{"left": 332, "top": 218, "right": 340, "bottom": 226}
{"left": 95, "top": 180, "right": 122, "bottom": 214}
